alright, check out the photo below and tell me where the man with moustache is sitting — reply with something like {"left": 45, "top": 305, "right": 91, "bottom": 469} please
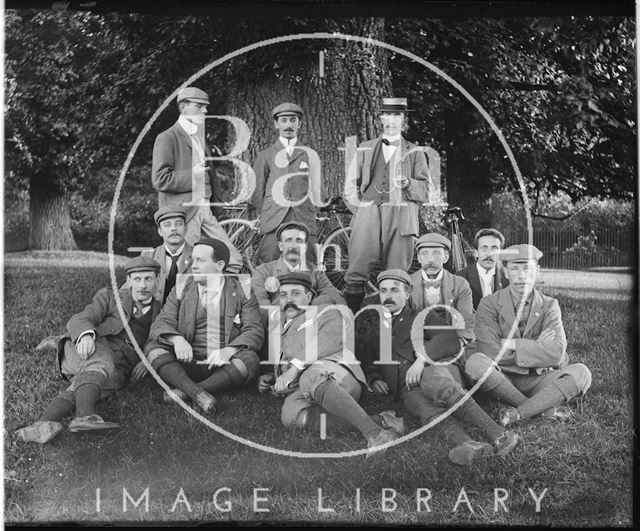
{"left": 465, "top": 244, "right": 592, "bottom": 426}
{"left": 409, "top": 233, "right": 475, "bottom": 352}
{"left": 358, "top": 269, "right": 520, "bottom": 465}
{"left": 250, "top": 103, "right": 323, "bottom": 264}
{"left": 252, "top": 221, "right": 345, "bottom": 324}
{"left": 145, "top": 238, "right": 263, "bottom": 413}
{"left": 456, "top": 228, "right": 509, "bottom": 310}
{"left": 16, "top": 257, "right": 163, "bottom": 443}
{"left": 142, "top": 206, "right": 193, "bottom": 304}
{"left": 343, "top": 97, "right": 430, "bottom": 313}
{"left": 257, "top": 272, "right": 402, "bottom": 457}
{"left": 152, "top": 86, "right": 242, "bottom": 271}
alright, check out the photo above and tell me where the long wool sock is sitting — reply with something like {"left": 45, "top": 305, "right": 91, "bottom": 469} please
{"left": 312, "top": 379, "right": 381, "bottom": 441}
{"left": 199, "top": 359, "right": 248, "bottom": 394}
{"left": 39, "top": 396, "right": 75, "bottom": 422}
{"left": 479, "top": 369, "right": 529, "bottom": 406}
{"left": 157, "top": 361, "right": 204, "bottom": 401}
{"left": 453, "top": 396, "right": 505, "bottom": 442}
{"left": 433, "top": 417, "right": 473, "bottom": 448}
{"left": 74, "top": 371, "right": 107, "bottom": 417}
{"left": 517, "top": 376, "right": 580, "bottom": 419}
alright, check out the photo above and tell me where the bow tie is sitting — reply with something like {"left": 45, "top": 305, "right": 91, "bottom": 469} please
{"left": 423, "top": 280, "right": 442, "bottom": 289}
{"left": 382, "top": 138, "right": 400, "bottom": 147}
{"left": 134, "top": 300, "right": 153, "bottom": 310}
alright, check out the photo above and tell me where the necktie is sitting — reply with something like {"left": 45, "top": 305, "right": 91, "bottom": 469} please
{"left": 517, "top": 300, "right": 530, "bottom": 336}
{"left": 163, "top": 253, "right": 180, "bottom": 303}
{"left": 133, "top": 300, "right": 152, "bottom": 319}
{"left": 382, "top": 138, "right": 400, "bottom": 147}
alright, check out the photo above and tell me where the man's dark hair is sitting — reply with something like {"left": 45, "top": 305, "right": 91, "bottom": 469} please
{"left": 195, "top": 237, "right": 230, "bottom": 269}
{"left": 474, "top": 228, "right": 505, "bottom": 249}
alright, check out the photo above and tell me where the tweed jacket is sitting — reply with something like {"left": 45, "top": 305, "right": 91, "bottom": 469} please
{"left": 59, "top": 285, "right": 163, "bottom": 360}
{"left": 344, "top": 136, "right": 430, "bottom": 237}
{"left": 409, "top": 269, "right": 475, "bottom": 344}
{"left": 250, "top": 141, "right": 324, "bottom": 235}
{"left": 475, "top": 287, "right": 568, "bottom": 375}
{"left": 151, "top": 122, "right": 225, "bottom": 222}
{"left": 455, "top": 262, "right": 510, "bottom": 310}
{"left": 358, "top": 305, "right": 460, "bottom": 395}
{"left": 274, "top": 304, "right": 366, "bottom": 385}
{"left": 145, "top": 277, "right": 264, "bottom": 355}
{"left": 141, "top": 244, "right": 194, "bottom": 303}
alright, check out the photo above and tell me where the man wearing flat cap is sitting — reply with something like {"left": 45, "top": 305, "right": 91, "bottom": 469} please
{"left": 145, "top": 237, "right": 263, "bottom": 413}
{"left": 251, "top": 220, "right": 345, "bottom": 327}
{"left": 141, "top": 205, "right": 194, "bottom": 304}
{"left": 258, "top": 272, "right": 402, "bottom": 457}
{"left": 152, "top": 86, "right": 242, "bottom": 271}
{"left": 250, "top": 102, "right": 324, "bottom": 264}
{"left": 343, "top": 97, "right": 430, "bottom": 313}
{"left": 465, "top": 244, "right": 592, "bottom": 426}
{"left": 456, "top": 228, "right": 510, "bottom": 310}
{"left": 16, "top": 257, "right": 163, "bottom": 443}
{"left": 410, "top": 233, "right": 475, "bottom": 351}
{"left": 358, "top": 268, "right": 520, "bottom": 465}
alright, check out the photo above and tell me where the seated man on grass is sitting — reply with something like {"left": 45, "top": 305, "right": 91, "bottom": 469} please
{"left": 16, "top": 257, "right": 163, "bottom": 443}
{"left": 465, "top": 244, "right": 592, "bottom": 427}
{"left": 145, "top": 237, "right": 263, "bottom": 413}
{"left": 257, "top": 272, "right": 403, "bottom": 457}
{"left": 358, "top": 269, "right": 520, "bottom": 466}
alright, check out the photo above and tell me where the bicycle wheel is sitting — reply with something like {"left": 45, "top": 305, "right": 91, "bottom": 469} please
{"left": 320, "top": 227, "right": 380, "bottom": 297}
{"left": 220, "top": 219, "right": 260, "bottom": 274}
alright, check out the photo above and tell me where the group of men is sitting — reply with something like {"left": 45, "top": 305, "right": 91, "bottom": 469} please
{"left": 16, "top": 88, "right": 592, "bottom": 464}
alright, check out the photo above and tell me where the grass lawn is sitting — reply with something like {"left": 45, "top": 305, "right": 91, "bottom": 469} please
{"left": 3, "top": 255, "right": 635, "bottom": 525}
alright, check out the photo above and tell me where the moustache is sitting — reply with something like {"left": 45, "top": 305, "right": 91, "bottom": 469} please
{"left": 382, "top": 299, "right": 396, "bottom": 306}
{"left": 283, "top": 302, "right": 300, "bottom": 312}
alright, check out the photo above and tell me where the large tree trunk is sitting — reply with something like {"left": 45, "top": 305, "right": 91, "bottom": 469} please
{"left": 222, "top": 18, "right": 392, "bottom": 199}
{"left": 29, "top": 172, "right": 77, "bottom": 250}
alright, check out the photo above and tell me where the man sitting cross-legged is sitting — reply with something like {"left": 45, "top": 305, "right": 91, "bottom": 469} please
{"left": 257, "top": 272, "right": 403, "bottom": 457}
{"left": 358, "top": 269, "right": 520, "bottom": 466}
{"left": 145, "top": 237, "right": 264, "bottom": 412}
{"left": 465, "top": 244, "right": 592, "bottom": 427}
{"left": 16, "top": 257, "right": 163, "bottom": 443}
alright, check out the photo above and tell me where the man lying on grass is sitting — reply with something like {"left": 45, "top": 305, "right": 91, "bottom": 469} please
{"left": 16, "top": 257, "right": 163, "bottom": 443}
{"left": 257, "top": 272, "right": 403, "bottom": 458}
{"left": 145, "top": 237, "right": 263, "bottom": 412}
{"left": 358, "top": 269, "right": 520, "bottom": 466}
{"left": 465, "top": 244, "right": 592, "bottom": 426}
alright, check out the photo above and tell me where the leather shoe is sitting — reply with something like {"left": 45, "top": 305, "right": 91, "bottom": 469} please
{"left": 499, "top": 406, "right": 521, "bottom": 427}
{"left": 448, "top": 440, "right": 494, "bottom": 466}
{"left": 15, "top": 421, "right": 63, "bottom": 443}
{"left": 366, "top": 428, "right": 397, "bottom": 459}
{"left": 540, "top": 405, "right": 573, "bottom": 422}
{"left": 163, "top": 388, "right": 188, "bottom": 404}
{"left": 68, "top": 414, "right": 121, "bottom": 433}
{"left": 494, "top": 430, "right": 520, "bottom": 456}
{"left": 378, "top": 410, "right": 406, "bottom": 436}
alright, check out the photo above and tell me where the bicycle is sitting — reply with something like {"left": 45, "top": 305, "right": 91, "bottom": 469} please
{"left": 443, "top": 206, "right": 476, "bottom": 273}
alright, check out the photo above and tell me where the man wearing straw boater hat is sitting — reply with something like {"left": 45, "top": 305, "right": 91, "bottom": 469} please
{"left": 343, "top": 97, "right": 430, "bottom": 313}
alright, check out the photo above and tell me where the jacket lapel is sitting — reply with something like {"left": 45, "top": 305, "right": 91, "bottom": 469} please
{"left": 223, "top": 278, "right": 238, "bottom": 344}
{"left": 410, "top": 271, "right": 424, "bottom": 309}
{"left": 174, "top": 123, "right": 194, "bottom": 152}
{"left": 468, "top": 264, "right": 482, "bottom": 297}
{"left": 522, "top": 289, "right": 544, "bottom": 337}
{"left": 441, "top": 270, "right": 455, "bottom": 306}
{"left": 118, "top": 286, "right": 134, "bottom": 322}
{"left": 366, "top": 138, "right": 384, "bottom": 188}
{"left": 497, "top": 288, "right": 520, "bottom": 338}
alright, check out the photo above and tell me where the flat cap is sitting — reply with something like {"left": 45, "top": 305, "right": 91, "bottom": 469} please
{"left": 154, "top": 205, "right": 187, "bottom": 226}
{"left": 276, "top": 220, "right": 310, "bottom": 242}
{"left": 194, "top": 237, "right": 230, "bottom": 269}
{"left": 277, "top": 272, "right": 314, "bottom": 292}
{"left": 177, "top": 87, "right": 209, "bottom": 104}
{"left": 272, "top": 102, "right": 304, "bottom": 119}
{"left": 126, "top": 256, "right": 161, "bottom": 275}
{"left": 415, "top": 233, "right": 452, "bottom": 252}
{"left": 499, "top": 244, "right": 543, "bottom": 263}
{"left": 377, "top": 268, "right": 412, "bottom": 287}
{"left": 380, "top": 97, "right": 411, "bottom": 113}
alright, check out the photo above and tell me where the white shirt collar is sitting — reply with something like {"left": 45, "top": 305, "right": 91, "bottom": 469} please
{"left": 164, "top": 243, "right": 186, "bottom": 258}
{"left": 421, "top": 269, "right": 444, "bottom": 283}
{"left": 476, "top": 262, "right": 496, "bottom": 279}
{"left": 197, "top": 275, "right": 225, "bottom": 296}
{"left": 178, "top": 115, "right": 198, "bottom": 136}
{"left": 282, "top": 257, "right": 300, "bottom": 272}
{"left": 382, "top": 134, "right": 401, "bottom": 142}
{"left": 279, "top": 136, "right": 297, "bottom": 149}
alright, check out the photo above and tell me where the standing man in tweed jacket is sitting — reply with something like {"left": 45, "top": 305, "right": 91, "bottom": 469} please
{"left": 152, "top": 86, "right": 242, "bottom": 271}
{"left": 343, "top": 97, "right": 430, "bottom": 313}
{"left": 250, "top": 102, "right": 324, "bottom": 265}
